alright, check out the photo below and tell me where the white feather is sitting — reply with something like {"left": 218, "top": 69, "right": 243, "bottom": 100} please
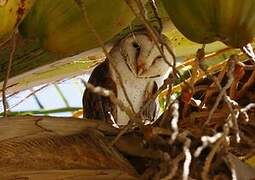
{"left": 109, "top": 33, "right": 174, "bottom": 125}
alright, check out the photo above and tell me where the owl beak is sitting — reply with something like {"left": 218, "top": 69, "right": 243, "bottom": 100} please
{"left": 137, "top": 63, "right": 146, "bottom": 76}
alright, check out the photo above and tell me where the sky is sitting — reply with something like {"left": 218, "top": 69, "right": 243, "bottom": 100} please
{"left": 0, "top": 74, "right": 90, "bottom": 117}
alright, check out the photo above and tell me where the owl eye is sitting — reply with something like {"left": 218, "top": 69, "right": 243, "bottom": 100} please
{"left": 152, "top": 55, "right": 162, "bottom": 64}
{"left": 132, "top": 42, "right": 141, "bottom": 60}
{"left": 155, "top": 55, "right": 162, "bottom": 59}
{"left": 132, "top": 42, "right": 140, "bottom": 49}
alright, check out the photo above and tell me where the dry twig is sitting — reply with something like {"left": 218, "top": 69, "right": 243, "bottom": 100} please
{"left": 242, "top": 43, "right": 255, "bottom": 62}
{"left": 194, "top": 133, "right": 224, "bottom": 158}
{"left": 225, "top": 154, "right": 238, "bottom": 180}
{"left": 201, "top": 136, "right": 225, "bottom": 180}
{"left": 238, "top": 67, "right": 255, "bottom": 98}
{"left": 139, "top": 74, "right": 174, "bottom": 120}
{"left": 176, "top": 131, "right": 192, "bottom": 180}
{"left": 75, "top": 0, "right": 136, "bottom": 114}
{"left": 176, "top": 48, "right": 231, "bottom": 71}
{"left": 9, "top": 84, "right": 49, "bottom": 110}
{"left": 84, "top": 82, "right": 140, "bottom": 125}
{"left": 162, "top": 153, "right": 185, "bottom": 180}
{"left": 2, "top": 33, "right": 16, "bottom": 117}
{"left": 148, "top": 0, "right": 162, "bottom": 32}
{"left": 196, "top": 47, "right": 237, "bottom": 126}
{"left": 170, "top": 100, "right": 179, "bottom": 142}
{"left": 125, "top": 0, "right": 176, "bottom": 70}
{"left": 240, "top": 103, "right": 255, "bottom": 122}
{"left": 182, "top": 136, "right": 192, "bottom": 180}
{"left": 110, "top": 123, "right": 131, "bottom": 146}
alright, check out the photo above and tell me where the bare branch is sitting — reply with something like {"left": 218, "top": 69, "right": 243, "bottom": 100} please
{"left": 125, "top": 0, "right": 176, "bottom": 71}
{"left": 75, "top": 0, "right": 135, "bottom": 114}
{"left": 176, "top": 132, "right": 192, "bottom": 180}
{"left": 242, "top": 43, "right": 255, "bottom": 62}
{"left": 170, "top": 100, "right": 179, "bottom": 142}
{"left": 162, "top": 153, "right": 185, "bottom": 180}
{"left": 238, "top": 68, "right": 255, "bottom": 98}
{"left": 194, "top": 132, "right": 223, "bottom": 158}
{"left": 196, "top": 47, "right": 238, "bottom": 126}
{"left": 201, "top": 136, "right": 225, "bottom": 180}
{"left": 182, "top": 137, "right": 192, "bottom": 180}
{"left": 84, "top": 82, "right": 141, "bottom": 126}
{"left": 2, "top": 33, "right": 16, "bottom": 117}
{"left": 9, "top": 84, "right": 49, "bottom": 110}
{"left": 240, "top": 103, "right": 255, "bottom": 122}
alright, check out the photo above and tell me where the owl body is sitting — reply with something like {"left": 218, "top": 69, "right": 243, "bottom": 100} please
{"left": 83, "top": 32, "right": 173, "bottom": 126}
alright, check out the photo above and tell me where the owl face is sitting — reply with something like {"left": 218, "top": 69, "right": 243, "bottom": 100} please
{"left": 119, "top": 32, "right": 173, "bottom": 78}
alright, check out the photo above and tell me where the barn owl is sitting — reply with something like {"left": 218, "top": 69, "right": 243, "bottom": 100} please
{"left": 83, "top": 32, "right": 173, "bottom": 126}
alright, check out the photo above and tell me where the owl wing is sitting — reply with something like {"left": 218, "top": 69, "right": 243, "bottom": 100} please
{"left": 82, "top": 60, "right": 117, "bottom": 124}
{"left": 142, "top": 81, "right": 158, "bottom": 124}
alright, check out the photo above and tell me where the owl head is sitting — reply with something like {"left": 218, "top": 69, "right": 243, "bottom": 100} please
{"left": 119, "top": 32, "right": 174, "bottom": 78}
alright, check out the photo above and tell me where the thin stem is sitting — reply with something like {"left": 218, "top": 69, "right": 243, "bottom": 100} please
{"left": 126, "top": 0, "right": 176, "bottom": 69}
{"left": 54, "top": 84, "right": 70, "bottom": 107}
{"left": 30, "top": 88, "right": 44, "bottom": 109}
{"left": 2, "top": 34, "right": 16, "bottom": 117}
{"left": 0, "top": 107, "right": 81, "bottom": 116}
{"left": 75, "top": 0, "right": 136, "bottom": 114}
{"left": 9, "top": 84, "right": 49, "bottom": 110}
